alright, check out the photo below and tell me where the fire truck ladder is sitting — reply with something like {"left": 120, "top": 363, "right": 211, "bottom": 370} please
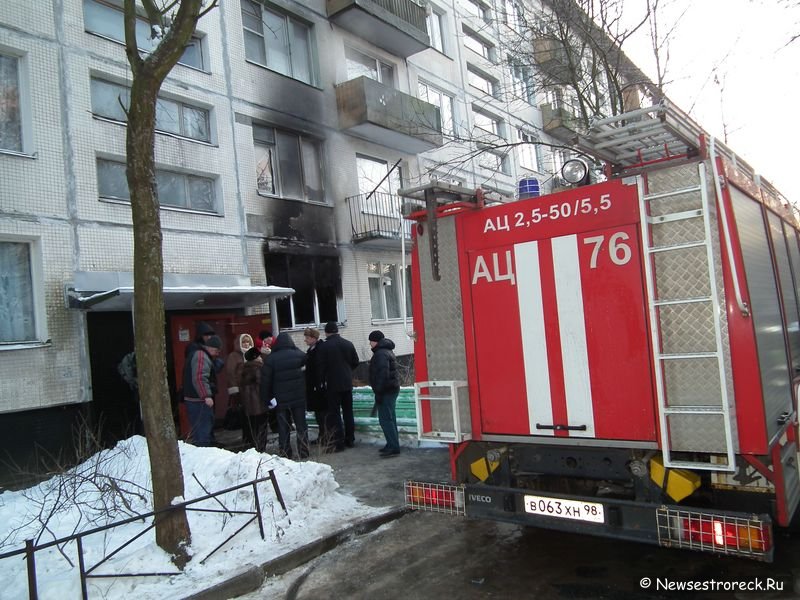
{"left": 573, "top": 100, "right": 705, "bottom": 171}
{"left": 638, "top": 162, "right": 736, "bottom": 472}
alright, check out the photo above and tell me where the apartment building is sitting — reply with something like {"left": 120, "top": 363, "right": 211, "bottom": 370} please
{"left": 0, "top": 0, "right": 565, "bottom": 472}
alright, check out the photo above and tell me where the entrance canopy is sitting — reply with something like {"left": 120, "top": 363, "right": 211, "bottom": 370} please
{"left": 66, "top": 271, "right": 293, "bottom": 311}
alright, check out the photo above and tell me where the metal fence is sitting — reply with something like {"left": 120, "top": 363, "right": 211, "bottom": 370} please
{"left": 0, "top": 471, "right": 287, "bottom": 600}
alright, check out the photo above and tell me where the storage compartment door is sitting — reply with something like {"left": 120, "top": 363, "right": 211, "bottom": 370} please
{"left": 469, "top": 224, "right": 657, "bottom": 442}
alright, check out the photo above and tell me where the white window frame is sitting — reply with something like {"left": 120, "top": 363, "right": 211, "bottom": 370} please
{"left": 83, "top": 0, "right": 206, "bottom": 71}
{"left": 464, "top": 0, "right": 492, "bottom": 23}
{"left": 96, "top": 158, "right": 220, "bottom": 214}
{"left": 0, "top": 236, "right": 47, "bottom": 348}
{"left": 0, "top": 49, "right": 32, "bottom": 155}
{"left": 368, "top": 262, "right": 412, "bottom": 322}
{"left": 241, "top": 0, "right": 316, "bottom": 85}
{"left": 418, "top": 81, "right": 455, "bottom": 137}
{"left": 478, "top": 149, "right": 509, "bottom": 174}
{"left": 356, "top": 154, "right": 403, "bottom": 217}
{"left": 467, "top": 65, "right": 496, "bottom": 98}
{"left": 503, "top": 0, "right": 524, "bottom": 32}
{"left": 253, "top": 124, "right": 324, "bottom": 203}
{"left": 516, "top": 128, "right": 539, "bottom": 172}
{"left": 472, "top": 106, "right": 502, "bottom": 137}
{"left": 509, "top": 59, "right": 535, "bottom": 104}
{"left": 427, "top": 7, "right": 446, "bottom": 53}
{"left": 345, "top": 46, "right": 394, "bottom": 87}
{"left": 462, "top": 26, "right": 494, "bottom": 62}
{"left": 90, "top": 78, "right": 212, "bottom": 143}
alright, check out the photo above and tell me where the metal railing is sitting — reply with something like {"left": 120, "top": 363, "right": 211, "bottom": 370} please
{"left": 0, "top": 471, "right": 288, "bottom": 600}
{"left": 346, "top": 192, "right": 414, "bottom": 243}
{"left": 370, "top": 0, "right": 427, "bottom": 31}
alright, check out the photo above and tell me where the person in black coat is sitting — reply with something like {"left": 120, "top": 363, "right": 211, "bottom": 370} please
{"left": 317, "top": 321, "right": 360, "bottom": 451}
{"left": 368, "top": 331, "right": 401, "bottom": 457}
{"left": 260, "top": 332, "right": 309, "bottom": 459}
{"left": 303, "top": 327, "right": 327, "bottom": 445}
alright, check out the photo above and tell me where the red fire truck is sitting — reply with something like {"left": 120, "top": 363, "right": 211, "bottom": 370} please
{"left": 402, "top": 101, "right": 799, "bottom": 561}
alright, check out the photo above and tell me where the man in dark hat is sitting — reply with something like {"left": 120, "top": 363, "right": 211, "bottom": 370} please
{"left": 317, "top": 321, "right": 360, "bottom": 452}
{"left": 183, "top": 334, "right": 223, "bottom": 446}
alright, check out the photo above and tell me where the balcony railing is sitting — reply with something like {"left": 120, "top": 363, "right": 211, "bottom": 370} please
{"left": 327, "top": 0, "right": 429, "bottom": 58}
{"left": 347, "top": 192, "right": 417, "bottom": 245}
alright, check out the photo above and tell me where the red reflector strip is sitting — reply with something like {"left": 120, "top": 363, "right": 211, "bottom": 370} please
{"left": 656, "top": 507, "right": 772, "bottom": 561}
{"left": 405, "top": 481, "right": 465, "bottom": 515}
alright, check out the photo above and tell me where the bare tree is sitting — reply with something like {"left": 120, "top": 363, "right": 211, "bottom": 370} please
{"left": 122, "top": 0, "right": 217, "bottom": 567}
{"left": 413, "top": 0, "right": 673, "bottom": 192}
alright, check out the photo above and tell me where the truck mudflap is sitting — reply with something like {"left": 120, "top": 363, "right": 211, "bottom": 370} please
{"left": 405, "top": 481, "right": 773, "bottom": 561}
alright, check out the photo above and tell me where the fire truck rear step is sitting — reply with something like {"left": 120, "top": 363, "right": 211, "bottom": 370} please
{"left": 638, "top": 162, "right": 736, "bottom": 472}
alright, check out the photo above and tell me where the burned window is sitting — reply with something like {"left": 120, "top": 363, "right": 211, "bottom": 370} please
{"left": 253, "top": 124, "right": 323, "bottom": 203}
{"left": 266, "top": 253, "right": 340, "bottom": 328}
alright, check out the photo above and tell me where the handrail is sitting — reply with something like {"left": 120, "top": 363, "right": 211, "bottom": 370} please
{"left": 709, "top": 137, "right": 750, "bottom": 317}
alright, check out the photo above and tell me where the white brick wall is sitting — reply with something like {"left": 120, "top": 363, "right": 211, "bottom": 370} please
{"left": 0, "top": 0, "right": 553, "bottom": 415}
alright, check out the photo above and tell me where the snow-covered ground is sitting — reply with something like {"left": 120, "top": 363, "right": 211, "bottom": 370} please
{"left": 0, "top": 436, "right": 382, "bottom": 599}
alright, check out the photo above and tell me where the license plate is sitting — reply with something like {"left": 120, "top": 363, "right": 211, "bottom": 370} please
{"left": 523, "top": 494, "right": 605, "bottom": 523}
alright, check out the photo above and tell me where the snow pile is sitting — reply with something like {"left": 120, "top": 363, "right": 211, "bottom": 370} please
{"left": 0, "top": 436, "right": 379, "bottom": 599}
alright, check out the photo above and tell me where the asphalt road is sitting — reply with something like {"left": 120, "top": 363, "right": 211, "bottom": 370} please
{"left": 240, "top": 441, "right": 800, "bottom": 599}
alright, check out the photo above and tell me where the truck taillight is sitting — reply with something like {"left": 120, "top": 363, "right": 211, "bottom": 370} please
{"left": 681, "top": 517, "right": 769, "bottom": 552}
{"left": 405, "top": 481, "right": 465, "bottom": 515}
{"left": 657, "top": 507, "right": 772, "bottom": 560}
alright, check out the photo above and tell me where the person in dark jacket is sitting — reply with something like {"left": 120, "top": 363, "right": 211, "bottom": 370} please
{"left": 183, "top": 334, "right": 223, "bottom": 447}
{"left": 317, "top": 321, "right": 360, "bottom": 452}
{"left": 303, "top": 327, "right": 327, "bottom": 445}
{"left": 240, "top": 347, "right": 268, "bottom": 451}
{"left": 185, "top": 321, "right": 224, "bottom": 372}
{"left": 368, "top": 330, "right": 401, "bottom": 457}
{"left": 260, "top": 332, "right": 309, "bottom": 459}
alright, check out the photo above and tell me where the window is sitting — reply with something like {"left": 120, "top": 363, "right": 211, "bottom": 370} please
{"left": 345, "top": 47, "right": 394, "bottom": 86}
{"left": 266, "top": 253, "right": 340, "bottom": 328}
{"left": 253, "top": 124, "right": 323, "bottom": 202}
{"left": 0, "top": 239, "right": 45, "bottom": 345}
{"left": 503, "top": 0, "right": 524, "bottom": 32}
{"left": 83, "top": 0, "right": 205, "bottom": 70}
{"left": 91, "top": 79, "right": 211, "bottom": 142}
{"left": 464, "top": 0, "right": 491, "bottom": 23}
{"left": 418, "top": 81, "right": 454, "bottom": 136}
{"left": 467, "top": 66, "right": 496, "bottom": 97}
{"left": 368, "top": 262, "right": 412, "bottom": 321}
{"left": 472, "top": 107, "right": 501, "bottom": 137}
{"left": 242, "top": 0, "right": 315, "bottom": 85}
{"left": 478, "top": 149, "right": 509, "bottom": 174}
{"left": 356, "top": 155, "right": 402, "bottom": 216}
{"left": 509, "top": 59, "right": 535, "bottom": 104}
{"left": 427, "top": 9, "right": 445, "bottom": 53}
{"left": 97, "top": 159, "right": 217, "bottom": 213}
{"left": 0, "top": 241, "right": 41, "bottom": 343}
{"left": 0, "top": 52, "right": 23, "bottom": 153}
{"left": 516, "top": 128, "right": 539, "bottom": 171}
{"left": 462, "top": 27, "right": 494, "bottom": 61}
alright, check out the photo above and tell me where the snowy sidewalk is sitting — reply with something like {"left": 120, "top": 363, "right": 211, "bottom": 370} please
{"left": 185, "top": 440, "right": 451, "bottom": 600}
{"left": 0, "top": 436, "right": 449, "bottom": 600}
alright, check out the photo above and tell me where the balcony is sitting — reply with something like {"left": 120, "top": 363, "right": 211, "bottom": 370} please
{"left": 327, "top": 0, "right": 429, "bottom": 58}
{"left": 533, "top": 37, "right": 573, "bottom": 85}
{"left": 541, "top": 103, "right": 580, "bottom": 143}
{"left": 336, "top": 76, "right": 443, "bottom": 153}
{"left": 347, "top": 192, "right": 419, "bottom": 247}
